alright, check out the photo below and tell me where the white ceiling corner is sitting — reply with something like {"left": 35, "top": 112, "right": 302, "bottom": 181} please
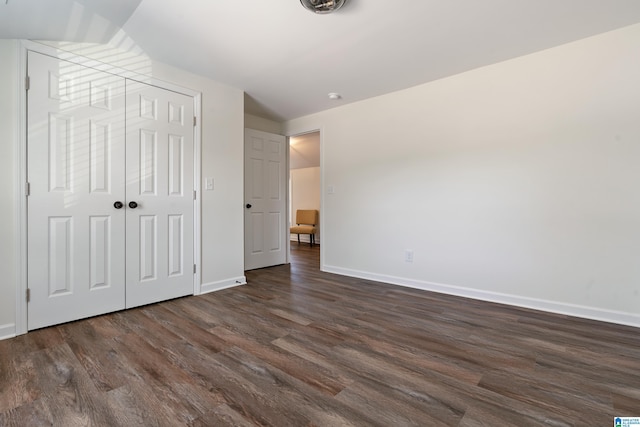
{"left": 290, "top": 132, "right": 321, "bottom": 170}
{"left": 0, "top": 0, "right": 141, "bottom": 43}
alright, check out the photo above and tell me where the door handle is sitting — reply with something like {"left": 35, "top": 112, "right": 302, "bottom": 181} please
{"left": 114, "top": 201, "right": 124, "bottom": 209}
{"left": 246, "top": 203, "right": 252, "bottom": 209}
{"left": 128, "top": 201, "right": 138, "bottom": 209}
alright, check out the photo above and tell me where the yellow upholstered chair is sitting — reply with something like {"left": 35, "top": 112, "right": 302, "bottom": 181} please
{"left": 290, "top": 209, "right": 318, "bottom": 246}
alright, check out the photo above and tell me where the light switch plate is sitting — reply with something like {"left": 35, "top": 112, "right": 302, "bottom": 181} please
{"left": 205, "top": 177, "right": 214, "bottom": 190}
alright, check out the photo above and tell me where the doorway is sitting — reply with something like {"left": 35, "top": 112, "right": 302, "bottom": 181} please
{"left": 289, "top": 131, "right": 320, "bottom": 268}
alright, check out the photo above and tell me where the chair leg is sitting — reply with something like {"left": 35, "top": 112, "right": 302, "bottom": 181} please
{"left": 297, "top": 234, "right": 300, "bottom": 245}
{"left": 309, "top": 233, "right": 313, "bottom": 247}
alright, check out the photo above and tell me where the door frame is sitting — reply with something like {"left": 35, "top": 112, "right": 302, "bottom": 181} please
{"left": 15, "top": 40, "right": 203, "bottom": 335}
{"left": 286, "top": 127, "right": 324, "bottom": 270}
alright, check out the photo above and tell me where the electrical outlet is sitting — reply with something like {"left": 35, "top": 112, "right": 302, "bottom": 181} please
{"left": 405, "top": 249, "right": 414, "bottom": 263}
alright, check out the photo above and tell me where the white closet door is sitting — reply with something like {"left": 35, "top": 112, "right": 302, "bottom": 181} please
{"left": 125, "top": 80, "right": 195, "bottom": 308}
{"left": 27, "top": 51, "right": 126, "bottom": 330}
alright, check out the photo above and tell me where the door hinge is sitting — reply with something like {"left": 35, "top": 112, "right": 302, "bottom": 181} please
{"left": 193, "top": 116, "right": 196, "bottom": 126}
{"left": 193, "top": 264, "right": 196, "bottom": 274}
{"left": 193, "top": 190, "right": 196, "bottom": 200}
{"left": 26, "top": 288, "right": 30, "bottom": 303}
{"left": 25, "top": 182, "right": 30, "bottom": 196}
{"left": 25, "top": 76, "right": 30, "bottom": 91}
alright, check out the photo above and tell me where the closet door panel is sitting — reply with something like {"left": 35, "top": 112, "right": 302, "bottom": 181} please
{"left": 27, "top": 51, "right": 126, "bottom": 330}
{"left": 125, "top": 80, "right": 195, "bottom": 308}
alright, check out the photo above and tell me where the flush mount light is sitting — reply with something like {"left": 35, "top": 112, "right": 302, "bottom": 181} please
{"left": 300, "top": 0, "right": 347, "bottom": 14}
{"left": 328, "top": 92, "right": 342, "bottom": 100}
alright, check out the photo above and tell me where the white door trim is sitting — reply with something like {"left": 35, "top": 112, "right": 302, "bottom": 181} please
{"left": 15, "top": 40, "right": 202, "bottom": 335}
{"left": 15, "top": 41, "right": 28, "bottom": 335}
{"left": 193, "top": 93, "right": 202, "bottom": 294}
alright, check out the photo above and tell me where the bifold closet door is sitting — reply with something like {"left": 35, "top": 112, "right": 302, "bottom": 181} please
{"left": 27, "top": 51, "right": 127, "bottom": 330}
{"left": 124, "top": 80, "right": 195, "bottom": 309}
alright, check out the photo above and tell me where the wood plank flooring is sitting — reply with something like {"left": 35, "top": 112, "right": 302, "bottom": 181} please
{"left": 1, "top": 244, "right": 639, "bottom": 426}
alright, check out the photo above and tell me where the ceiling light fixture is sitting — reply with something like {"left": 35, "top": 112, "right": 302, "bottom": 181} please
{"left": 328, "top": 92, "right": 342, "bottom": 100}
{"left": 300, "top": 0, "right": 347, "bottom": 14}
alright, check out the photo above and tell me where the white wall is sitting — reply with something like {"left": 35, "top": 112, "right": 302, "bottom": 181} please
{"left": 290, "top": 167, "right": 320, "bottom": 244}
{"left": 244, "top": 113, "right": 283, "bottom": 135}
{"left": 284, "top": 24, "right": 640, "bottom": 327}
{"left": 0, "top": 40, "right": 18, "bottom": 338}
{"left": 0, "top": 41, "right": 245, "bottom": 337}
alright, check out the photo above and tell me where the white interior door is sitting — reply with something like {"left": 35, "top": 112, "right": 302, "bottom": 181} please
{"left": 125, "top": 80, "right": 195, "bottom": 308}
{"left": 27, "top": 51, "right": 126, "bottom": 330}
{"left": 244, "top": 128, "right": 287, "bottom": 270}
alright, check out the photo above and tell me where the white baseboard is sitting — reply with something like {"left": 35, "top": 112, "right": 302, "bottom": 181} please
{"left": 200, "top": 276, "right": 246, "bottom": 295}
{"left": 322, "top": 265, "right": 640, "bottom": 329}
{"left": 0, "top": 323, "right": 16, "bottom": 341}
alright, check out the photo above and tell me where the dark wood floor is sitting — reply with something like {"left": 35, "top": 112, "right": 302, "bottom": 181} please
{"left": 1, "top": 244, "right": 639, "bottom": 426}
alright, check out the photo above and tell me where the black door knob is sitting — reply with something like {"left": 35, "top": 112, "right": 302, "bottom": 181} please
{"left": 246, "top": 203, "right": 252, "bottom": 209}
{"left": 129, "top": 201, "right": 138, "bottom": 209}
{"left": 114, "top": 201, "right": 123, "bottom": 209}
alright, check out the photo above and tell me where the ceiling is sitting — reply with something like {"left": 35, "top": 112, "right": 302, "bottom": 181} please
{"left": 0, "top": 0, "right": 141, "bottom": 44}
{"left": 290, "top": 132, "right": 320, "bottom": 170}
{"left": 3, "top": 1, "right": 640, "bottom": 122}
